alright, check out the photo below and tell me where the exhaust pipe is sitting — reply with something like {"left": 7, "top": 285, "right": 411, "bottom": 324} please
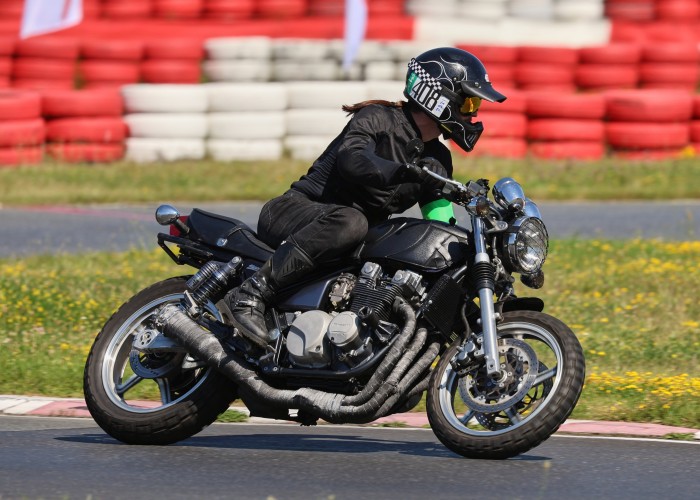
{"left": 155, "top": 301, "right": 423, "bottom": 424}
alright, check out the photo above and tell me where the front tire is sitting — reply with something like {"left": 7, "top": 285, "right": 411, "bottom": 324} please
{"left": 427, "top": 310, "right": 585, "bottom": 459}
{"left": 84, "top": 277, "right": 238, "bottom": 445}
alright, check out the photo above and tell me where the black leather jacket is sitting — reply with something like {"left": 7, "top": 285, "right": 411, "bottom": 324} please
{"left": 290, "top": 103, "right": 453, "bottom": 225}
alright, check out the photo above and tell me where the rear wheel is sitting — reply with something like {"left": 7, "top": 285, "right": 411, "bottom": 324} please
{"left": 427, "top": 310, "right": 585, "bottom": 459}
{"left": 84, "top": 276, "right": 237, "bottom": 445}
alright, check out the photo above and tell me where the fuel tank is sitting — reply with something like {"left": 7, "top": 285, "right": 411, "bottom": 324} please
{"left": 359, "top": 217, "right": 472, "bottom": 272}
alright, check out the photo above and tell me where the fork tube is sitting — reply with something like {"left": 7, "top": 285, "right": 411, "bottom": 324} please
{"left": 472, "top": 216, "right": 501, "bottom": 378}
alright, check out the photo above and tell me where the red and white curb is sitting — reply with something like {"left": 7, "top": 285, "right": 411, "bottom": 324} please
{"left": 1, "top": 395, "right": 698, "bottom": 440}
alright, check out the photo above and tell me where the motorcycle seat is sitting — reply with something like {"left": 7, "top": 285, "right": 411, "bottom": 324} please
{"left": 186, "top": 208, "right": 274, "bottom": 262}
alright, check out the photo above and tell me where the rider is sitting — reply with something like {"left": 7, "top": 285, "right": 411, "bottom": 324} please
{"left": 227, "top": 47, "right": 507, "bottom": 348}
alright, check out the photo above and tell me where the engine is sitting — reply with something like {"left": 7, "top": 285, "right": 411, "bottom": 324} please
{"left": 285, "top": 262, "right": 425, "bottom": 369}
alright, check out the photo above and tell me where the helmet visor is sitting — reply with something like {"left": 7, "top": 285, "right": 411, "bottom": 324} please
{"left": 460, "top": 96, "right": 482, "bottom": 114}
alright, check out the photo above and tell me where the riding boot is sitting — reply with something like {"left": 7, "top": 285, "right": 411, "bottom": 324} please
{"left": 227, "top": 240, "right": 316, "bottom": 347}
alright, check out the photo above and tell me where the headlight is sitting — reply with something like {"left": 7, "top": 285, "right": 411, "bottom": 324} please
{"left": 502, "top": 217, "right": 548, "bottom": 274}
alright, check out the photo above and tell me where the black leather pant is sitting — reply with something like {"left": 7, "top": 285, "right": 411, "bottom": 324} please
{"left": 257, "top": 189, "right": 369, "bottom": 263}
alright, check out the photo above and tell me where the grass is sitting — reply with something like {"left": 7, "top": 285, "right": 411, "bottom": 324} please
{"left": 2, "top": 155, "right": 700, "bottom": 206}
{"left": 0, "top": 239, "right": 698, "bottom": 428}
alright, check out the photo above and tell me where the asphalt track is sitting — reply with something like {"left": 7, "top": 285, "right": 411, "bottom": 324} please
{"left": 1, "top": 200, "right": 699, "bottom": 257}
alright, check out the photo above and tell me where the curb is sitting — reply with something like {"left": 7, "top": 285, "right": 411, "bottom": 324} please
{"left": 1, "top": 395, "right": 698, "bottom": 440}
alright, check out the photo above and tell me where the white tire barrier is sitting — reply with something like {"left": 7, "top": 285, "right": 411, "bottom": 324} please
{"left": 366, "top": 81, "right": 406, "bottom": 101}
{"left": 272, "top": 60, "right": 339, "bottom": 81}
{"left": 202, "top": 60, "right": 272, "bottom": 82}
{"left": 208, "top": 112, "right": 286, "bottom": 140}
{"left": 284, "top": 135, "right": 337, "bottom": 160}
{"left": 287, "top": 82, "right": 368, "bottom": 109}
{"left": 121, "top": 84, "right": 208, "bottom": 113}
{"left": 207, "top": 139, "right": 283, "bottom": 161}
{"left": 124, "top": 113, "right": 208, "bottom": 138}
{"left": 457, "top": 1, "right": 507, "bottom": 20}
{"left": 272, "top": 39, "right": 330, "bottom": 61}
{"left": 364, "top": 62, "right": 402, "bottom": 81}
{"left": 205, "top": 83, "right": 288, "bottom": 112}
{"left": 204, "top": 37, "right": 272, "bottom": 60}
{"left": 125, "top": 138, "right": 206, "bottom": 162}
{"left": 285, "top": 109, "right": 351, "bottom": 136}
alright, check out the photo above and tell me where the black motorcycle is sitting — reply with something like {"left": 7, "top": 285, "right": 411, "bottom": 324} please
{"left": 84, "top": 168, "right": 585, "bottom": 459}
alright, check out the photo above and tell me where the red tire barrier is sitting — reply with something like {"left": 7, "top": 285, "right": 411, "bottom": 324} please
{"left": 575, "top": 64, "right": 638, "bottom": 90}
{"left": 80, "top": 61, "right": 140, "bottom": 84}
{"left": 690, "top": 121, "right": 700, "bottom": 142}
{"left": 606, "top": 122, "right": 689, "bottom": 149}
{"left": 639, "top": 63, "right": 699, "bottom": 87}
{"left": 655, "top": 0, "right": 700, "bottom": 20}
{"left": 478, "top": 112, "right": 527, "bottom": 138}
{"left": 15, "top": 38, "right": 79, "bottom": 60}
{"left": 514, "top": 63, "right": 575, "bottom": 86}
{"left": 153, "top": 0, "right": 204, "bottom": 19}
{"left": 101, "top": 0, "right": 153, "bottom": 18}
{"left": 641, "top": 42, "right": 699, "bottom": 63}
{"left": 0, "top": 0, "right": 24, "bottom": 21}
{"left": 483, "top": 63, "right": 514, "bottom": 88}
{"left": 529, "top": 141, "right": 605, "bottom": 160}
{"left": 46, "top": 117, "right": 127, "bottom": 143}
{"left": 518, "top": 46, "right": 578, "bottom": 65}
{"left": 0, "top": 146, "right": 43, "bottom": 166}
{"left": 12, "top": 79, "right": 75, "bottom": 91}
{"left": 453, "top": 137, "right": 528, "bottom": 159}
{"left": 141, "top": 60, "right": 202, "bottom": 83}
{"left": 202, "top": 0, "right": 255, "bottom": 20}
{"left": 526, "top": 92, "right": 606, "bottom": 119}
{"left": 0, "top": 77, "right": 9, "bottom": 88}
{"left": 256, "top": 0, "right": 308, "bottom": 18}
{"left": 612, "top": 148, "right": 686, "bottom": 160}
{"left": 0, "top": 58, "right": 11, "bottom": 76}
{"left": 308, "top": 0, "right": 343, "bottom": 16}
{"left": 13, "top": 59, "right": 76, "bottom": 80}
{"left": 481, "top": 88, "right": 526, "bottom": 114}
{"left": 528, "top": 119, "right": 605, "bottom": 142}
{"left": 41, "top": 89, "right": 124, "bottom": 117}
{"left": 368, "top": 0, "right": 404, "bottom": 16}
{"left": 0, "top": 119, "right": 45, "bottom": 147}
{"left": 605, "top": 1, "right": 655, "bottom": 21}
{"left": 144, "top": 39, "right": 205, "bottom": 61}
{"left": 46, "top": 143, "right": 125, "bottom": 163}
{"left": 457, "top": 45, "right": 517, "bottom": 64}
{"left": 578, "top": 44, "right": 641, "bottom": 64}
{"left": 81, "top": 40, "right": 144, "bottom": 61}
{"left": 693, "top": 95, "right": 700, "bottom": 118}
{"left": 0, "top": 38, "right": 15, "bottom": 57}
{"left": 605, "top": 90, "right": 693, "bottom": 122}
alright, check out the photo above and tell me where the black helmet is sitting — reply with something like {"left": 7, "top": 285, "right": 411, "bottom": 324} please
{"left": 404, "top": 47, "right": 506, "bottom": 152}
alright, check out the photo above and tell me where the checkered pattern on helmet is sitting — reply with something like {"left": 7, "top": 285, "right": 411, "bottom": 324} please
{"left": 408, "top": 58, "right": 442, "bottom": 90}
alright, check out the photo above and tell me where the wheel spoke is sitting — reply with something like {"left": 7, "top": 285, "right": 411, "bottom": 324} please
{"left": 156, "top": 378, "right": 172, "bottom": 404}
{"left": 115, "top": 374, "right": 143, "bottom": 397}
{"left": 459, "top": 409, "right": 475, "bottom": 424}
{"left": 533, "top": 366, "right": 557, "bottom": 386}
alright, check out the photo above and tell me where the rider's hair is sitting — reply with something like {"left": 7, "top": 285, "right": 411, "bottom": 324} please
{"left": 342, "top": 100, "right": 405, "bottom": 116}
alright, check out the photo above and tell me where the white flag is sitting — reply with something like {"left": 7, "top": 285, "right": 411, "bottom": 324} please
{"left": 20, "top": 0, "right": 83, "bottom": 39}
{"left": 343, "top": 0, "right": 367, "bottom": 72}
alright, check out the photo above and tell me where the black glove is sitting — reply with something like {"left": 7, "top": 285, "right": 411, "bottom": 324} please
{"left": 417, "top": 157, "right": 448, "bottom": 190}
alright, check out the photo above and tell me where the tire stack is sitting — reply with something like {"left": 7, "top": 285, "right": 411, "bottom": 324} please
{"left": 605, "top": 89, "right": 693, "bottom": 159}
{"left": 12, "top": 38, "right": 78, "bottom": 91}
{"left": 0, "top": 0, "right": 24, "bottom": 22}
{"left": 122, "top": 84, "right": 208, "bottom": 162}
{"left": 0, "top": 38, "right": 13, "bottom": 89}
{"left": 453, "top": 88, "right": 528, "bottom": 159}
{"left": 576, "top": 43, "right": 640, "bottom": 91}
{"left": 203, "top": 38, "right": 272, "bottom": 83}
{"left": 202, "top": 0, "right": 255, "bottom": 20}
{"left": 43, "top": 89, "right": 126, "bottom": 163}
{"left": 142, "top": 39, "right": 203, "bottom": 84}
{"left": 639, "top": 42, "right": 700, "bottom": 91}
{"left": 79, "top": 39, "right": 143, "bottom": 89}
{"left": 655, "top": 0, "right": 700, "bottom": 20}
{"left": 0, "top": 90, "right": 44, "bottom": 167}
{"left": 206, "top": 83, "right": 286, "bottom": 161}
{"left": 605, "top": 0, "right": 656, "bottom": 21}
{"left": 255, "top": 0, "right": 308, "bottom": 19}
{"left": 515, "top": 46, "right": 578, "bottom": 92}
{"left": 100, "top": 0, "right": 153, "bottom": 19}
{"left": 272, "top": 40, "right": 338, "bottom": 82}
{"left": 457, "top": 44, "right": 518, "bottom": 88}
{"left": 307, "top": 0, "right": 344, "bottom": 16}
{"left": 527, "top": 92, "right": 606, "bottom": 160}
{"left": 153, "top": 0, "right": 203, "bottom": 19}
{"left": 692, "top": 95, "right": 700, "bottom": 151}
{"left": 284, "top": 82, "right": 361, "bottom": 160}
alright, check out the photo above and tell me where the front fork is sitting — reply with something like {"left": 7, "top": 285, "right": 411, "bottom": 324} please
{"left": 472, "top": 216, "right": 502, "bottom": 378}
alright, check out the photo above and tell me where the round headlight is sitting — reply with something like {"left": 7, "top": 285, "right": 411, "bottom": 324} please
{"left": 502, "top": 217, "right": 549, "bottom": 274}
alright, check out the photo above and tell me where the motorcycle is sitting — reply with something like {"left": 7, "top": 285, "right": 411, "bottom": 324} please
{"left": 83, "top": 155, "right": 585, "bottom": 459}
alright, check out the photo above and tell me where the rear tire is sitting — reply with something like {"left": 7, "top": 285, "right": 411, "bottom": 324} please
{"left": 84, "top": 276, "right": 237, "bottom": 445}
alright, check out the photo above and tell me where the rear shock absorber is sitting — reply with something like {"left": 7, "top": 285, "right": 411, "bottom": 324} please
{"left": 183, "top": 256, "right": 242, "bottom": 316}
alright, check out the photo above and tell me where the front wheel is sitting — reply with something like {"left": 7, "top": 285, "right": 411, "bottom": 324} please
{"left": 427, "top": 310, "right": 585, "bottom": 459}
{"left": 84, "top": 276, "right": 237, "bottom": 445}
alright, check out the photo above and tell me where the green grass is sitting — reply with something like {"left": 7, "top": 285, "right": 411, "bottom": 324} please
{"left": 0, "top": 239, "right": 697, "bottom": 428}
{"left": 2, "top": 156, "right": 700, "bottom": 206}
